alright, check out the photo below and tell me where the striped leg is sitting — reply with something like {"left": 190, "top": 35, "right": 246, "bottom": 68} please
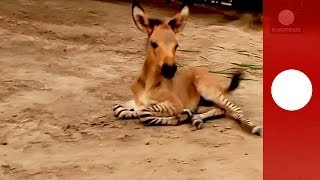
{"left": 113, "top": 100, "right": 139, "bottom": 119}
{"left": 213, "top": 94, "right": 262, "bottom": 136}
{"left": 191, "top": 106, "right": 226, "bottom": 129}
{"left": 138, "top": 107, "right": 193, "bottom": 126}
{"left": 146, "top": 101, "right": 178, "bottom": 117}
{"left": 195, "top": 82, "right": 262, "bottom": 136}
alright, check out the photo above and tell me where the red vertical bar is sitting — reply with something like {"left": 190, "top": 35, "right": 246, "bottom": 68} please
{"left": 264, "top": 0, "right": 320, "bottom": 179}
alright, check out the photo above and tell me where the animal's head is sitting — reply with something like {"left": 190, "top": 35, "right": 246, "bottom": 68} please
{"left": 132, "top": 1, "right": 189, "bottom": 79}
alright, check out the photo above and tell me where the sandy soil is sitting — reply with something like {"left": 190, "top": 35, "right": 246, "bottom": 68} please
{"left": 0, "top": 0, "right": 262, "bottom": 179}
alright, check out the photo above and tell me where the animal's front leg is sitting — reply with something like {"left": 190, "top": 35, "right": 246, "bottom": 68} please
{"left": 113, "top": 100, "right": 139, "bottom": 119}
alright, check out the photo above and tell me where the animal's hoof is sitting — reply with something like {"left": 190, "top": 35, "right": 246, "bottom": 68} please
{"left": 192, "top": 119, "right": 204, "bottom": 129}
{"left": 182, "top": 109, "right": 193, "bottom": 117}
{"left": 196, "top": 121, "right": 204, "bottom": 129}
{"left": 179, "top": 109, "right": 193, "bottom": 122}
{"left": 252, "top": 126, "right": 263, "bottom": 137}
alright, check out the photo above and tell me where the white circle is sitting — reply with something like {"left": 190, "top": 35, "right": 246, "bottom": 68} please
{"left": 271, "top": 69, "right": 312, "bottom": 111}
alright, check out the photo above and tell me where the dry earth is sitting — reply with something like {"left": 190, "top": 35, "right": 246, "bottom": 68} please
{"left": 0, "top": 0, "right": 262, "bottom": 179}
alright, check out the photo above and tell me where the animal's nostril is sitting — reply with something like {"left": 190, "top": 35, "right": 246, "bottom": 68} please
{"left": 161, "top": 63, "right": 177, "bottom": 79}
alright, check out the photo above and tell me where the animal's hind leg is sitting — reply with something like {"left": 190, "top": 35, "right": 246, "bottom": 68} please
{"left": 142, "top": 102, "right": 224, "bottom": 128}
{"left": 138, "top": 101, "right": 193, "bottom": 126}
{"left": 138, "top": 112, "right": 189, "bottom": 126}
{"left": 113, "top": 100, "right": 139, "bottom": 119}
{"left": 146, "top": 101, "right": 176, "bottom": 117}
{"left": 194, "top": 75, "right": 262, "bottom": 136}
{"left": 191, "top": 106, "right": 226, "bottom": 129}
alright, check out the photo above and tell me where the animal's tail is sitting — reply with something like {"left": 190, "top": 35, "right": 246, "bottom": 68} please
{"left": 225, "top": 70, "right": 244, "bottom": 92}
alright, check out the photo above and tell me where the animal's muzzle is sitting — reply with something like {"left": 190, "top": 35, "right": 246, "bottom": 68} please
{"left": 161, "top": 63, "right": 177, "bottom": 79}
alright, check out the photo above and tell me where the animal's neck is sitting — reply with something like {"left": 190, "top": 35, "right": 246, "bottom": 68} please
{"left": 138, "top": 53, "right": 169, "bottom": 89}
{"left": 140, "top": 57, "right": 160, "bottom": 87}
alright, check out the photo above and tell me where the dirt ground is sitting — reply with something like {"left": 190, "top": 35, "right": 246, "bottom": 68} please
{"left": 0, "top": 0, "right": 262, "bottom": 179}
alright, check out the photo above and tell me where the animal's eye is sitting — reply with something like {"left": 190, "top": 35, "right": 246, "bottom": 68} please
{"left": 175, "top": 44, "right": 179, "bottom": 50}
{"left": 151, "top": 41, "right": 158, "bottom": 49}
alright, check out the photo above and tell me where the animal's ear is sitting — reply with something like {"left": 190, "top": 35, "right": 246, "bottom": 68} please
{"left": 168, "top": 6, "right": 189, "bottom": 33}
{"left": 132, "top": 1, "right": 163, "bottom": 35}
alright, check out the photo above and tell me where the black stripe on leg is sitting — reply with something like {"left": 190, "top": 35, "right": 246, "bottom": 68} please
{"left": 229, "top": 104, "right": 236, "bottom": 108}
{"left": 158, "top": 105, "right": 164, "bottom": 112}
{"left": 139, "top": 113, "right": 152, "bottom": 118}
{"left": 140, "top": 117, "right": 156, "bottom": 125}
{"left": 113, "top": 104, "right": 122, "bottom": 111}
{"left": 115, "top": 109, "right": 126, "bottom": 117}
{"left": 153, "top": 105, "right": 160, "bottom": 112}
{"left": 139, "top": 110, "right": 153, "bottom": 118}
{"left": 148, "top": 118, "right": 162, "bottom": 125}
